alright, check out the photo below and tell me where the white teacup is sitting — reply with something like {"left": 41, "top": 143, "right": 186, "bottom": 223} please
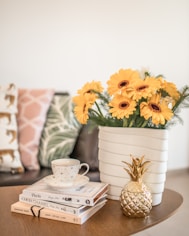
{"left": 51, "top": 158, "right": 89, "bottom": 186}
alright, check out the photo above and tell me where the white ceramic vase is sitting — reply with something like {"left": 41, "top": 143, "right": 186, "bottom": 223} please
{"left": 98, "top": 126, "right": 169, "bottom": 206}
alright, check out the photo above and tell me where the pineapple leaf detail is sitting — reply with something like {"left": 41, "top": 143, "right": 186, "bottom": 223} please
{"left": 122, "top": 155, "right": 150, "bottom": 182}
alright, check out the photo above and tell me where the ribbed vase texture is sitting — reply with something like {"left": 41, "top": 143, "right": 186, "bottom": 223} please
{"left": 98, "top": 126, "right": 168, "bottom": 206}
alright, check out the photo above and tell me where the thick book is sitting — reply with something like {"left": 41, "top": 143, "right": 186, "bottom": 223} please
{"left": 22, "top": 178, "right": 109, "bottom": 206}
{"left": 19, "top": 193, "right": 107, "bottom": 215}
{"left": 11, "top": 199, "right": 107, "bottom": 225}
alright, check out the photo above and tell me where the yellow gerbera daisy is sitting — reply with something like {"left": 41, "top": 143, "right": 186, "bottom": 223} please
{"left": 109, "top": 94, "right": 136, "bottom": 119}
{"left": 73, "top": 93, "right": 96, "bottom": 124}
{"left": 107, "top": 69, "right": 141, "bottom": 96}
{"left": 126, "top": 76, "right": 161, "bottom": 101}
{"left": 77, "top": 81, "right": 103, "bottom": 95}
{"left": 140, "top": 94, "right": 173, "bottom": 125}
{"left": 161, "top": 80, "right": 180, "bottom": 100}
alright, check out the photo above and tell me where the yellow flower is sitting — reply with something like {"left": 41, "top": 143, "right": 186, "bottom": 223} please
{"left": 72, "top": 67, "right": 189, "bottom": 129}
{"left": 160, "top": 79, "right": 180, "bottom": 100}
{"left": 126, "top": 76, "right": 161, "bottom": 101}
{"left": 77, "top": 81, "right": 103, "bottom": 95}
{"left": 73, "top": 93, "right": 96, "bottom": 124}
{"left": 107, "top": 69, "right": 140, "bottom": 96}
{"left": 109, "top": 94, "right": 136, "bottom": 119}
{"left": 140, "top": 94, "right": 173, "bottom": 125}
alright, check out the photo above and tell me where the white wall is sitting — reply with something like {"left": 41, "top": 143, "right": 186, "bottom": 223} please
{"left": 1, "top": 0, "right": 189, "bottom": 170}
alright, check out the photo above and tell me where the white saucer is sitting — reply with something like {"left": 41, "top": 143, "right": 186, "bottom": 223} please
{"left": 44, "top": 174, "right": 89, "bottom": 190}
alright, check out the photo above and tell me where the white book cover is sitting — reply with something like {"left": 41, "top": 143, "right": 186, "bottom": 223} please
{"left": 11, "top": 199, "right": 107, "bottom": 225}
{"left": 22, "top": 178, "right": 109, "bottom": 206}
{"left": 19, "top": 193, "right": 107, "bottom": 215}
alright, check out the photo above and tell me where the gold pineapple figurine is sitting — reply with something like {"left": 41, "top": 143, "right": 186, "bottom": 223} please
{"left": 120, "top": 155, "right": 152, "bottom": 218}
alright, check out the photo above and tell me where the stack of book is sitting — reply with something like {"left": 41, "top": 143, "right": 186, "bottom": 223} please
{"left": 11, "top": 177, "right": 109, "bottom": 225}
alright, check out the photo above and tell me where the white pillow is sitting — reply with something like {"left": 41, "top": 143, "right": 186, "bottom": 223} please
{"left": 0, "top": 84, "right": 24, "bottom": 173}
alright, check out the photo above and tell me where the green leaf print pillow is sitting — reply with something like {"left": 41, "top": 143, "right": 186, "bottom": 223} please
{"left": 38, "top": 93, "right": 81, "bottom": 167}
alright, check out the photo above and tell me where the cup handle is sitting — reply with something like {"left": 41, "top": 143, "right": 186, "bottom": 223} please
{"left": 80, "top": 163, "right": 89, "bottom": 176}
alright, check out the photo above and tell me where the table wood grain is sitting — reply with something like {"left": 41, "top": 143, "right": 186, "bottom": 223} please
{"left": 0, "top": 186, "right": 183, "bottom": 236}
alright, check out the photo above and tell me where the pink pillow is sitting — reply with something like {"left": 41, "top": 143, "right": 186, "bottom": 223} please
{"left": 17, "top": 89, "right": 54, "bottom": 170}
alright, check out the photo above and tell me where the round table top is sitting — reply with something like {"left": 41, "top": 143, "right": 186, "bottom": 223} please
{"left": 0, "top": 186, "right": 183, "bottom": 236}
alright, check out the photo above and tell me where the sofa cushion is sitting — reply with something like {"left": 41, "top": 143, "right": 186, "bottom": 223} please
{"left": 38, "top": 93, "right": 81, "bottom": 168}
{"left": 0, "top": 168, "right": 52, "bottom": 186}
{"left": 0, "top": 84, "right": 24, "bottom": 173}
{"left": 17, "top": 88, "right": 54, "bottom": 170}
{"left": 70, "top": 125, "right": 99, "bottom": 171}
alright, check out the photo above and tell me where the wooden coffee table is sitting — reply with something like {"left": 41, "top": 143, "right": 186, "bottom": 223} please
{"left": 0, "top": 186, "right": 183, "bottom": 236}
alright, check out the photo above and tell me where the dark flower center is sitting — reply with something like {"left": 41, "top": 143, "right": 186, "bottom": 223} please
{"left": 150, "top": 103, "right": 161, "bottom": 112}
{"left": 119, "top": 102, "right": 129, "bottom": 109}
{"left": 86, "top": 90, "right": 92, "bottom": 93}
{"left": 83, "top": 104, "right": 87, "bottom": 112}
{"left": 118, "top": 80, "right": 129, "bottom": 88}
{"left": 137, "top": 85, "right": 149, "bottom": 91}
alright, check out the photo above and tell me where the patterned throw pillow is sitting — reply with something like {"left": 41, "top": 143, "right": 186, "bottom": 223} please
{"left": 0, "top": 84, "right": 24, "bottom": 173}
{"left": 17, "top": 89, "right": 54, "bottom": 170}
{"left": 38, "top": 93, "right": 81, "bottom": 168}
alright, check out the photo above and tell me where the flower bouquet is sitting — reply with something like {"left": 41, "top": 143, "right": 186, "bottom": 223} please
{"left": 73, "top": 68, "right": 189, "bottom": 204}
{"left": 73, "top": 68, "right": 189, "bottom": 129}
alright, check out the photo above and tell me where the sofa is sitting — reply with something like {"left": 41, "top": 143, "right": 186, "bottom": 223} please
{"left": 0, "top": 86, "right": 100, "bottom": 186}
{"left": 0, "top": 125, "right": 100, "bottom": 186}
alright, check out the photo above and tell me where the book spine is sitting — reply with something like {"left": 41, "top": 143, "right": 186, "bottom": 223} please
{"left": 11, "top": 202, "right": 83, "bottom": 224}
{"left": 22, "top": 189, "right": 95, "bottom": 206}
{"left": 79, "top": 202, "right": 106, "bottom": 224}
{"left": 19, "top": 194, "right": 81, "bottom": 215}
{"left": 11, "top": 201, "right": 106, "bottom": 225}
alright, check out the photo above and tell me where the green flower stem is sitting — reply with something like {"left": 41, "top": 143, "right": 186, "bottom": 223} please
{"left": 89, "top": 108, "right": 102, "bottom": 118}
{"left": 123, "top": 118, "right": 128, "bottom": 127}
{"left": 129, "top": 119, "right": 135, "bottom": 127}
{"left": 141, "top": 120, "right": 148, "bottom": 128}
{"left": 128, "top": 113, "right": 138, "bottom": 127}
{"left": 94, "top": 101, "right": 104, "bottom": 117}
{"left": 89, "top": 101, "right": 106, "bottom": 122}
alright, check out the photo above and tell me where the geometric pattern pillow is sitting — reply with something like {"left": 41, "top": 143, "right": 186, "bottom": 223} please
{"left": 0, "top": 84, "right": 24, "bottom": 173}
{"left": 17, "top": 89, "right": 54, "bottom": 170}
{"left": 38, "top": 93, "right": 81, "bottom": 168}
